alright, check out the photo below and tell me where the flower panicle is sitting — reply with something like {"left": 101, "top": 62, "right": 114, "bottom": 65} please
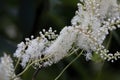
{"left": 0, "top": 53, "right": 21, "bottom": 80}
{"left": 1, "top": 0, "right": 120, "bottom": 79}
{"left": 14, "top": 27, "right": 58, "bottom": 68}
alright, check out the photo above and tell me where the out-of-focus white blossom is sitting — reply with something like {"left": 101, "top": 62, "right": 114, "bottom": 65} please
{"left": 0, "top": 53, "right": 21, "bottom": 80}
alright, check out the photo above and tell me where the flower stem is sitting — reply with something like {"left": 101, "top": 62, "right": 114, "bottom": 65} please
{"left": 15, "top": 58, "right": 21, "bottom": 70}
{"left": 54, "top": 50, "right": 84, "bottom": 80}
{"left": 15, "top": 54, "right": 53, "bottom": 78}
{"left": 66, "top": 48, "right": 79, "bottom": 57}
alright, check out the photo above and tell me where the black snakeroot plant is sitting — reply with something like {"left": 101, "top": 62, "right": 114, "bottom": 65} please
{"left": 0, "top": 0, "right": 120, "bottom": 80}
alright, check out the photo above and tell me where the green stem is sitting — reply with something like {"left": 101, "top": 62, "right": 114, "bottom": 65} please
{"left": 15, "top": 58, "right": 21, "bottom": 70}
{"left": 15, "top": 48, "right": 80, "bottom": 78}
{"left": 15, "top": 54, "right": 53, "bottom": 78}
{"left": 54, "top": 50, "right": 84, "bottom": 80}
{"left": 16, "top": 62, "right": 30, "bottom": 77}
{"left": 66, "top": 48, "right": 79, "bottom": 57}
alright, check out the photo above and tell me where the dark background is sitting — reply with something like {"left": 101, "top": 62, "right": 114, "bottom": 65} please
{"left": 0, "top": 0, "right": 120, "bottom": 80}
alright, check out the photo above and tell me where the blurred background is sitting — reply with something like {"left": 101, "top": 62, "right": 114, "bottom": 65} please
{"left": 0, "top": 0, "right": 120, "bottom": 80}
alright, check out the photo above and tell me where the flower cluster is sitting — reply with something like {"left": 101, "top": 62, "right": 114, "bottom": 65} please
{"left": 14, "top": 26, "right": 79, "bottom": 69}
{"left": 71, "top": 0, "right": 120, "bottom": 62}
{"left": 13, "top": 0, "right": 120, "bottom": 69}
{"left": 44, "top": 26, "right": 78, "bottom": 63}
{"left": 0, "top": 53, "right": 20, "bottom": 80}
{"left": 0, "top": 0, "right": 120, "bottom": 79}
{"left": 14, "top": 27, "right": 58, "bottom": 68}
